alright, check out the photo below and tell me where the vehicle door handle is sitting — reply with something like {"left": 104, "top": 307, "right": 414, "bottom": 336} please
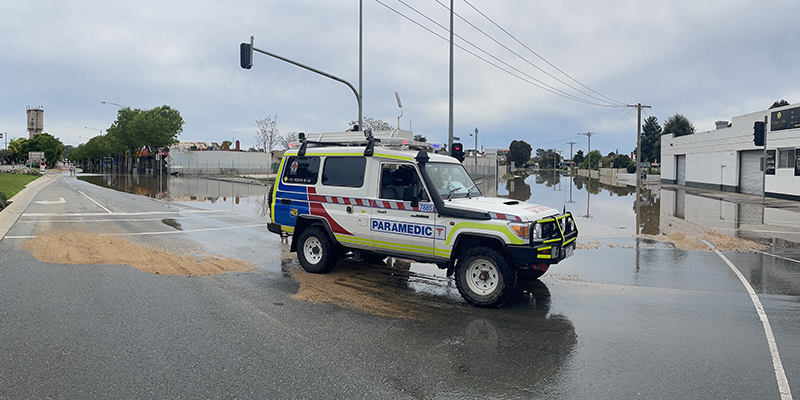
{"left": 281, "top": 199, "right": 292, "bottom": 205}
{"left": 411, "top": 214, "right": 429, "bottom": 219}
{"left": 377, "top": 209, "right": 387, "bottom": 214}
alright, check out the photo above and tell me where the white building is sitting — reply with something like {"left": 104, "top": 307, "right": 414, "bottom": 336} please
{"left": 661, "top": 103, "right": 800, "bottom": 200}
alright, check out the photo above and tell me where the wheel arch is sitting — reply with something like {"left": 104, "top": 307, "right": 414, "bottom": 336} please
{"left": 290, "top": 216, "right": 338, "bottom": 253}
{"left": 450, "top": 233, "right": 509, "bottom": 264}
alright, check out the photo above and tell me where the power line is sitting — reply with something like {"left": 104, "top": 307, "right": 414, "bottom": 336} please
{"left": 432, "top": 0, "right": 623, "bottom": 107}
{"left": 462, "top": 0, "right": 625, "bottom": 107}
{"left": 375, "top": 0, "right": 624, "bottom": 107}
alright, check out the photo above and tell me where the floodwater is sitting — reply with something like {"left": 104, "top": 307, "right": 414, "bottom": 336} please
{"left": 78, "top": 174, "right": 270, "bottom": 217}
{"left": 498, "top": 171, "right": 661, "bottom": 236}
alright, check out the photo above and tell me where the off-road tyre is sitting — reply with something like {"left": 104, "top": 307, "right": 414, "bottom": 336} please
{"left": 296, "top": 226, "right": 339, "bottom": 273}
{"left": 455, "top": 246, "right": 517, "bottom": 307}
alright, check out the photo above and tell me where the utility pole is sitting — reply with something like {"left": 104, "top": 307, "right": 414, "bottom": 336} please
{"left": 627, "top": 103, "right": 651, "bottom": 188}
{"left": 579, "top": 132, "right": 593, "bottom": 169}
{"left": 627, "top": 102, "right": 651, "bottom": 236}
{"left": 566, "top": 141, "right": 576, "bottom": 171}
{"left": 447, "top": 0, "right": 454, "bottom": 157}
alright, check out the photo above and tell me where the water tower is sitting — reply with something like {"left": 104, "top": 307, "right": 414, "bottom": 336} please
{"left": 27, "top": 106, "right": 44, "bottom": 139}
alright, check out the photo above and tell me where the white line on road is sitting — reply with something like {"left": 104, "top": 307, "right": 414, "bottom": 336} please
{"left": 2, "top": 223, "right": 268, "bottom": 240}
{"left": 701, "top": 239, "right": 793, "bottom": 400}
{"left": 21, "top": 210, "right": 225, "bottom": 217}
{"left": 77, "top": 190, "right": 111, "bottom": 213}
{"left": 755, "top": 250, "right": 800, "bottom": 265}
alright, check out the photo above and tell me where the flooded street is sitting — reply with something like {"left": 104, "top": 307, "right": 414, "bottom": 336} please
{"left": 4, "top": 170, "right": 795, "bottom": 398}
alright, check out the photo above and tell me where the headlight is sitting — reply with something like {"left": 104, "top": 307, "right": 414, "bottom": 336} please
{"left": 509, "top": 222, "right": 530, "bottom": 238}
{"left": 532, "top": 223, "right": 542, "bottom": 241}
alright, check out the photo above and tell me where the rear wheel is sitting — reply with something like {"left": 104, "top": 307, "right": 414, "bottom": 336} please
{"left": 296, "top": 227, "right": 339, "bottom": 273}
{"left": 455, "top": 246, "right": 516, "bottom": 307}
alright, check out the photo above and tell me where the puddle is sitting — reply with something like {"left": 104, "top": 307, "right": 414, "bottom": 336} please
{"left": 78, "top": 174, "right": 270, "bottom": 217}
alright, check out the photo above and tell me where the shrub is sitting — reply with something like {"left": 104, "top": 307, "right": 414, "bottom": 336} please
{"left": 627, "top": 164, "right": 636, "bottom": 174}
{"left": 0, "top": 192, "right": 7, "bottom": 210}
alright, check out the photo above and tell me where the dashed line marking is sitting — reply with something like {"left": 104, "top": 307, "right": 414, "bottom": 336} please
{"left": 701, "top": 239, "right": 793, "bottom": 400}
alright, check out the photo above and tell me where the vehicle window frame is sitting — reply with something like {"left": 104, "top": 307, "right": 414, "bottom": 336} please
{"left": 378, "top": 162, "right": 431, "bottom": 202}
{"left": 281, "top": 156, "right": 320, "bottom": 185}
{"left": 321, "top": 156, "right": 366, "bottom": 187}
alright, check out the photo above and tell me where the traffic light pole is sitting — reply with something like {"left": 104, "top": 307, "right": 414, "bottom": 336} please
{"left": 241, "top": 37, "right": 363, "bottom": 131}
{"left": 762, "top": 116, "right": 768, "bottom": 207}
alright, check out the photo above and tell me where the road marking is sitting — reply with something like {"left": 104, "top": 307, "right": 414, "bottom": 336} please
{"left": 77, "top": 190, "right": 111, "bottom": 213}
{"left": 34, "top": 197, "right": 65, "bottom": 205}
{"left": 21, "top": 210, "right": 224, "bottom": 217}
{"left": 755, "top": 250, "right": 800, "bottom": 265}
{"left": 2, "top": 223, "right": 268, "bottom": 240}
{"left": 701, "top": 240, "right": 793, "bottom": 400}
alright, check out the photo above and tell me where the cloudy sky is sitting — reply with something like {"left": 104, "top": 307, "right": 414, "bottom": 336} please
{"left": 2, "top": 0, "right": 799, "bottom": 158}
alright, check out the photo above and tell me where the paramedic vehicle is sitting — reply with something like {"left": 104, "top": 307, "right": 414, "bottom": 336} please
{"left": 267, "top": 130, "right": 577, "bottom": 307}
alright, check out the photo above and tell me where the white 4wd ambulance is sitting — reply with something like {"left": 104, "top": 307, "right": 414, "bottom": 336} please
{"left": 268, "top": 130, "right": 577, "bottom": 307}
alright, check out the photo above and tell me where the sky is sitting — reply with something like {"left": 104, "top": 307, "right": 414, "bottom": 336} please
{"left": 2, "top": 0, "right": 799, "bottom": 159}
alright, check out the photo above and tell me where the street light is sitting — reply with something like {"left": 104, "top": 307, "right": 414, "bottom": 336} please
{"left": 84, "top": 126, "right": 103, "bottom": 135}
{"left": 469, "top": 127, "right": 478, "bottom": 167}
{"left": 101, "top": 101, "right": 129, "bottom": 108}
{"left": 394, "top": 92, "right": 403, "bottom": 130}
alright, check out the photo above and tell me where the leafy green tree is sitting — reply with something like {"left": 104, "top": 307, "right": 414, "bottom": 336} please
{"left": 23, "top": 133, "right": 65, "bottom": 166}
{"left": 640, "top": 116, "right": 662, "bottom": 163}
{"left": 581, "top": 150, "right": 602, "bottom": 170}
{"left": 508, "top": 140, "right": 532, "bottom": 169}
{"left": 534, "top": 148, "right": 560, "bottom": 169}
{"left": 8, "top": 138, "right": 26, "bottom": 163}
{"left": 573, "top": 150, "right": 584, "bottom": 165}
{"left": 663, "top": 114, "right": 695, "bottom": 137}
{"left": 609, "top": 153, "right": 632, "bottom": 169}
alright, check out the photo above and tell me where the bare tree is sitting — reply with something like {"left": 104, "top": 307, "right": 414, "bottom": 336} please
{"left": 254, "top": 115, "right": 280, "bottom": 153}
{"left": 348, "top": 117, "right": 394, "bottom": 131}
{"left": 278, "top": 131, "right": 298, "bottom": 150}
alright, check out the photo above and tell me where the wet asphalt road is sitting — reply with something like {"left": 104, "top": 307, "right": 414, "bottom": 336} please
{"left": 1, "top": 173, "right": 799, "bottom": 399}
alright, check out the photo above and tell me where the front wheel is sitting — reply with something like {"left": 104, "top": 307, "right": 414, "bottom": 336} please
{"left": 455, "top": 247, "right": 517, "bottom": 307}
{"left": 296, "top": 227, "right": 339, "bottom": 273}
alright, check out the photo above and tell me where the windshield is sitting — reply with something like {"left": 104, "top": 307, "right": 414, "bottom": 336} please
{"left": 424, "top": 162, "right": 482, "bottom": 199}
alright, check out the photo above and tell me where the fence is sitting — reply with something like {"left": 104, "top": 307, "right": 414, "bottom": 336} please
{"left": 167, "top": 148, "right": 271, "bottom": 175}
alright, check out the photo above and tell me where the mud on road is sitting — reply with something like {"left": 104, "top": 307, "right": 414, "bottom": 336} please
{"left": 22, "top": 231, "right": 254, "bottom": 276}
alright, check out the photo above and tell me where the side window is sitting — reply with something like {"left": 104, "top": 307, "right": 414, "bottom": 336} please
{"left": 282, "top": 156, "right": 320, "bottom": 184}
{"left": 379, "top": 163, "right": 430, "bottom": 202}
{"left": 322, "top": 157, "right": 366, "bottom": 187}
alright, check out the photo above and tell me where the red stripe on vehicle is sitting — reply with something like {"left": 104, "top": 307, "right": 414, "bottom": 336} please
{"left": 309, "top": 202, "right": 352, "bottom": 235}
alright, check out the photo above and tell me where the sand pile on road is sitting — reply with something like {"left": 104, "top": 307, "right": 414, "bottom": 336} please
{"left": 21, "top": 231, "right": 254, "bottom": 276}
{"left": 643, "top": 231, "right": 767, "bottom": 252}
{"left": 284, "top": 251, "right": 456, "bottom": 320}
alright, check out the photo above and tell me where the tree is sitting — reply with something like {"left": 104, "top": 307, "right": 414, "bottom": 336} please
{"left": 609, "top": 153, "right": 632, "bottom": 169}
{"left": 277, "top": 131, "right": 298, "bottom": 150}
{"left": 533, "top": 148, "right": 560, "bottom": 169}
{"left": 105, "top": 105, "right": 183, "bottom": 153}
{"left": 8, "top": 138, "right": 26, "bottom": 163}
{"left": 508, "top": 140, "right": 531, "bottom": 169}
{"left": 573, "top": 150, "right": 584, "bottom": 165}
{"left": 25, "top": 133, "right": 65, "bottom": 166}
{"left": 221, "top": 140, "right": 233, "bottom": 150}
{"left": 254, "top": 115, "right": 279, "bottom": 153}
{"left": 581, "top": 150, "right": 602, "bottom": 170}
{"left": 348, "top": 117, "right": 394, "bottom": 131}
{"left": 663, "top": 114, "right": 695, "bottom": 137}
{"left": 640, "top": 115, "right": 662, "bottom": 163}
{"left": 770, "top": 99, "right": 790, "bottom": 109}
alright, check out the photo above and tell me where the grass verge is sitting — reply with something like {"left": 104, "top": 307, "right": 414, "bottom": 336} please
{"left": 0, "top": 174, "right": 39, "bottom": 200}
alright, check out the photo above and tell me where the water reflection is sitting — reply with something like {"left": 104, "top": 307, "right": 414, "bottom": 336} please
{"left": 78, "top": 174, "right": 269, "bottom": 217}
{"left": 499, "top": 172, "right": 661, "bottom": 235}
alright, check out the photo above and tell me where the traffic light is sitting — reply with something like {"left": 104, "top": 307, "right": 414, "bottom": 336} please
{"left": 240, "top": 43, "right": 253, "bottom": 69}
{"left": 753, "top": 121, "right": 765, "bottom": 146}
{"left": 451, "top": 142, "right": 464, "bottom": 162}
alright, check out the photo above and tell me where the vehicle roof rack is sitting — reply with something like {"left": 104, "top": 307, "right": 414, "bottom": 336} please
{"left": 293, "top": 129, "right": 431, "bottom": 156}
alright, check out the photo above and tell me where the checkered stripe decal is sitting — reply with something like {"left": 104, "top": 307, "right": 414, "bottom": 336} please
{"left": 488, "top": 212, "right": 522, "bottom": 221}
